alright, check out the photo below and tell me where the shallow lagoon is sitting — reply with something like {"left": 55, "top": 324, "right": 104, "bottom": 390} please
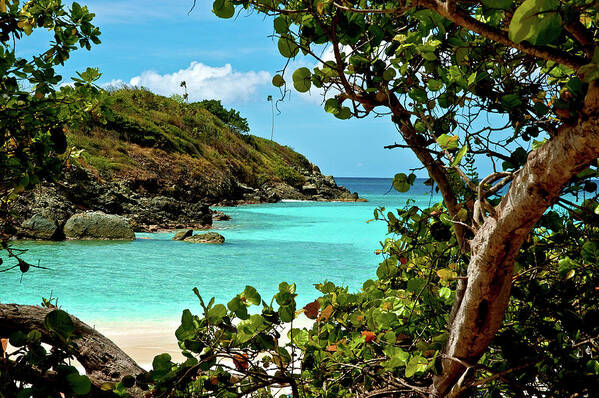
{"left": 1, "top": 178, "right": 439, "bottom": 323}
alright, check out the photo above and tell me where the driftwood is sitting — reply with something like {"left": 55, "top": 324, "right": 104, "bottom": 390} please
{"left": 0, "top": 303, "right": 146, "bottom": 396}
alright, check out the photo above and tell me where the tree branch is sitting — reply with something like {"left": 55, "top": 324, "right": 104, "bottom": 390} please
{"left": 421, "top": 0, "right": 589, "bottom": 71}
{"left": 431, "top": 83, "right": 599, "bottom": 396}
{"left": 0, "top": 303, "right": 145, "bottom": 395}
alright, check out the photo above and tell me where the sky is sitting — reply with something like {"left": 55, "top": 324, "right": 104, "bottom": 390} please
{"left": 18, "top": 0, "right": 428, "bottom": 178}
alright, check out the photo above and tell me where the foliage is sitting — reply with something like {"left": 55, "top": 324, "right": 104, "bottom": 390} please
{"left": 66, "top": 88, "right": 313, "bottom": 195}
{"left": 128, "top": 0, "right": 599, "bottom": 396}
{"left": 196, "top": 99, "right": 250, "bottom": 133}
{"left": 0, "top": 0, "right": 102, "bottom": 238}
{"left": 0, "top": 0, "right": 101, "bottom": 395}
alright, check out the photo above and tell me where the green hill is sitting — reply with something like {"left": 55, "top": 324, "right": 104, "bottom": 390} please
{"left": 68, "top": 88, "right": 331, "bottom": 202}
{"left": 14, "top": 88, "right": 359, "bottom": 236}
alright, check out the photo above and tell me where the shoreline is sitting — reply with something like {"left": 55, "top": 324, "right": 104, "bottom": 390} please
{"left": 90, "top": 314, "right": 315, "bottom": 368}
{"left": 92, "top": 317, "right": 185, "bottom": 366}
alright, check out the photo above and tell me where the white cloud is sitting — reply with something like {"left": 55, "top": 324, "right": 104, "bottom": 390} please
{"left": 125, "top": 62, "right": 271, "bottom": 104}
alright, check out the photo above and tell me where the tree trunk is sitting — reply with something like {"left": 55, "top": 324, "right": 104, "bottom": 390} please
{"left": 0, "top": 303, "right": 146, "bottom": 395}
{"left": 431, "top": 85, "right": 599, "bottom": 396}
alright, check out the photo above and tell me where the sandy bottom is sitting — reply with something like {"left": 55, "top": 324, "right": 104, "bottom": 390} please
{"left": 90, "top": 315, "right": 314, "bottom": 370}
{"left": 91, "top": 318, "right": 185, "bottom": 369}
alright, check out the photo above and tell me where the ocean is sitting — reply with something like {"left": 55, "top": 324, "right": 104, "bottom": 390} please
{"left": 1, "top": 178, "right": 441, "bottom": 323}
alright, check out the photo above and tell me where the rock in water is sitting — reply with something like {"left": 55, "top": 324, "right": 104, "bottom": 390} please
{"left": 184, "top": 232, "right": 225, "bottom": 244}
{"left": 172, "top": 229, "right": 193, "bottom": 241}
{"left": 64, "top": 211, "right": 135, "bottom": 240}
{"left": 19, "top": 215, "right": 59, "bottom": 240}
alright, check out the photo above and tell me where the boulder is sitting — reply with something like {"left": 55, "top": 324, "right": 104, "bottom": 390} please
{"left": 184, "top": 232, "right": 225, "bottom": 244}
{"left": 301, "top": 183, "right": 318, "bottom": 195}
{"left": 64, "top": 211, "right": 135, "bottom": 240}
{"left": 323, "top": 175, "right": 336, "bottom": 187}
{"left": 212, "top": 211, "right": 231, "bottom": 221}
{"left": 19, "top": 215, "right": 59, "bottom": 240}
{"left": 172, "top": 229, "right": 193, "bottom": 241}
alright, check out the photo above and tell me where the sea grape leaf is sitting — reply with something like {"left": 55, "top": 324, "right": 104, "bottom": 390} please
{"left": 436, "top": 134, "right": 459, "bottom": 150}
{"left": 392, "top": 173, "right": 416, "bottom": 193}
{"left": 292, "top": 67, "right": 311, "bottom": 92}
{"left": 175, "top": 309, "right": 195, "bottom": 341}
{"left": 206, "top": 304, "right": 227, "bottom": 324}
{"left": 44, "top": 310, "right": 74, "bottom": 340}
{"left": 508, "top": 0, "right": 562, "bottom": 45}
{"left": 241, "top": 285, "right": 261, "bottom": 305}
{"left": 66, "top": 373, "right": 91, "bottom": 395}
{"left": 278, "top": 35, "right": 299, "bottom": 58}
{"left": 212, "top": 0, "right": 235, "bottom": 19}
{"left": 450, "top": 145, "right": 468, "bottom": 166}
{"left": 272, "top": 74, "right": 285, "bottom": 87}
{"left": 405, "top": 355, "right": 428, "bottom": 378}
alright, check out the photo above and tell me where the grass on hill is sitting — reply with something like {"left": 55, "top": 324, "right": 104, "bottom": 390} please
{"left": 66, "top": 88, "right": 313, "bottom": 196}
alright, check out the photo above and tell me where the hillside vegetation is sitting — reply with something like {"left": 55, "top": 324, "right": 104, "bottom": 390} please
{"left": 68, "top": 88, "right": 319, "bottom": 202}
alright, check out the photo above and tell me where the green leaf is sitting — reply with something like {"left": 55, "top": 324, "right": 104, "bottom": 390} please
{"left": 228, "top": 295, "right": 249, "bottom": 319}
{"left": 558, "top": 257, "right": 577, "bottom": 278}
{"left": 66, "top": 373, "right": 91, "bottom": 395}
{"left": 9, "top": 331, "right": 27, "bottom": 347}
{"left": 437, "top": 134, "right": 459, "bottom": 150}
{"left": 27, "top": 329, "right": 42, "bottom": 343}
{"left": 587, "top": 359, "right": 599, "bottom": 375}
{"left": 383, "top": 68, "right": 396, "bottom": 81}
{"left": 175, "top": 309, "right": 195, "bottom": 341}
{"left": 451, "top": 145, "right": 468, "bottom": 167}
{"left": 436, "top": 268, "right": 458, "bottom": 281}
{"left": 427, "top": 79, "right": 443, "bottom": 92}
{"left": 382, "top": 345, "right": 409, "bottom": 369}
{"left": 324, "top": 98, "right": 341, "bottom": 114}
{"left": 272, "top": 74, "right": 285, "bottom": 87}
{"left": 501, "top": 93, "right": 522, "bottom": 109}
{"left": 206, "top": 304, "right": 227, "bottom": 324}
{"left": 212, "top": 0, "right": 235, "bottom": 19}
{"left": 152, "top": 353, "right": 172, "bottom": 377}
{"left": 273, "top": 16, "right": 289, "bottom": 34}
{"left": 278, "top": 35, "right": 299, "bottom": 58}
{"left": 335, "top": 107, "right": 352, "bottom": 120}
{"left": 44, "top": 310, "right": 74, "bottom": 340}
{"left": 377, "top": 257, "right": 398, "bottom": 279}
{"left": 508, "top": 0, "right": 562, "bottom": 46}
{"left": 241, "top": 285, "right": 261, "bottom": 305}
{"left": 392, "top": 173, "right": 414, "bottom": 193}
{"left": 482, "top": 0, "right": 512, "bottom": 10}
{"left": 408, "top": 88, "right": 427, "bottom": 103}
{"left": 582, "top": 241, "right": 599, "bottom": 262}
{"left": 279, "top": 305, "right": 294, "bottom": 322}
{"left": 292, "top": 67, "right": 311, "bottom": 93}
{"left": 405, "top": 355, "right": 428, "bottom": 378}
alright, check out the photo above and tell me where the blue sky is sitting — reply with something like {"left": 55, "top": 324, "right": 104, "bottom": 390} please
{"left": 20, "top": 0, "right": 426, "bottom": 177}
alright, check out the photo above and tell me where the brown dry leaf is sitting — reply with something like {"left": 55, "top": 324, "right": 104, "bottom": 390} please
{"left": 303, "top": 299, "right": 320, "bottom": 320}
{"left": 326, "top": 344, "right": 337, "bottom": 352}
{"left": 318, "top": 304, "right": 334, "bottom": 322}
{"left": 396, "top": 333, "right": 410, "bottom": 342}
{"left": 423, "top": 350, "right": 436, "bottom": 358}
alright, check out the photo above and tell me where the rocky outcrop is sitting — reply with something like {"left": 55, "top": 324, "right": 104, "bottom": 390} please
{"left": 18, "top": 215, "right": 61, "bottom": 240}
{"left": 184, "top": 232, "right": 225, "bottom": 244}
{"left": 172, "top": 229, "right": 193, "bottom": 241}
{"left": 12, "top": 166, "right": 213, "bottom": 237}
{"left": 63, "top": 212, "right": 135, "bottom": 240}
{"left": 212, "top": 211, "right": 231, "bottom": 221}
{"left": 11, "top": 157, "right": 361, "bottom": 240}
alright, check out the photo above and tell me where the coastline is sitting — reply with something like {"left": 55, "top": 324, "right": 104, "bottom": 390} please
{"left": 92, "top": 318, "right": 185, "bottom": 367}
{"left": 90, "top": 314, "right": 315, "bottom": 369}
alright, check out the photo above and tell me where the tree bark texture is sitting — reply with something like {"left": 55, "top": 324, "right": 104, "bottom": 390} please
{"left": 0, "top": 303, "right": 145, "bottom": 394}
{"left": 431, "top": 85, "right": 599, "bottom": 396}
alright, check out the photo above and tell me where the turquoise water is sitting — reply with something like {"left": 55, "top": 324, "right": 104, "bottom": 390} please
{"left": 0, "top": 178, "right": 440, "bottom": 323}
